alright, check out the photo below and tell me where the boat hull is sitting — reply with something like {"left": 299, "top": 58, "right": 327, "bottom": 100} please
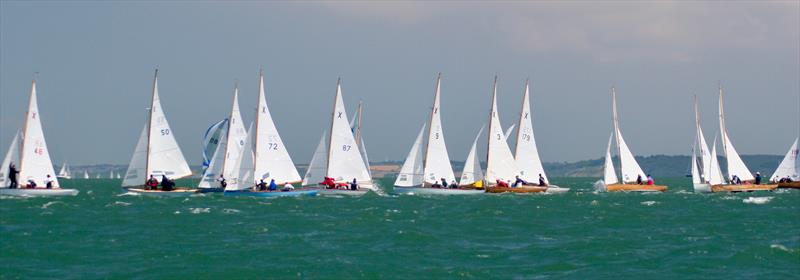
{"left": 545, "top": 186, "right": 570, "bottom": 194}
{"left": 693, "top": 183, "right": 712, "bottom": 193}
{"left": 486, "top": 186, "right": 548, "bottom": 193}
{"left": 198, "top": 187, "right": 225, "bottom": 193}
{"left": 126, "top": 188, "right": 198, "bottom": 196}
{"left": 313, "top": 183, "right": 377, "bottom": 196}
{"left": 777, "top": 182, "right": 800, "bottom": 189}
{"left": 711, "top": 184, "right": 777, "bottom": 192}
{"left": 394, "top": 186, "right": 484, "bottom": 195}
{"left": 606, "top": 184, "right": 668, "bottom": 192}
{"left": 223, "top": 190, "right": 317, "bottom": 197}
{"left": 0, "top": 188, "right": 79, "bottom": 197}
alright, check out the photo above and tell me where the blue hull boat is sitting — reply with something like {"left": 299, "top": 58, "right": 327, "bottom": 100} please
{"left": 223, "top": 190, "right": 318, "bottom": 197}
{"left": 198, "top": 188, "right": 225, "bottom": 193}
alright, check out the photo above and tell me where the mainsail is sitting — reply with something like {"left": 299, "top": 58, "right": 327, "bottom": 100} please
{"left": 770, "top": 138, "right": 799, "bottom": 182}
{"left": 18, "top": 80, "right": 59, "bottom": 187}
{"left": 253, "top": 72, "right": 302, "bottom": 185}
{"left": 514, "top": 80, "right": 548, "bottom": 184}
{"left": 485, "top": 76, "right": 519, "bottom": 184}
{"left": 718, "top": 86, "right": 754, "bottom": 182}
{"left": 422, "top": 73, "right": 456, "bottom": 185}
{"left": 325, "top": 79, "right": 371, "bottom": 183}
{"left": 122, "top": 70, "right": 192, "bottom": 187}
{"left": 611, "top": 88, "right": 646, "bottom": 183}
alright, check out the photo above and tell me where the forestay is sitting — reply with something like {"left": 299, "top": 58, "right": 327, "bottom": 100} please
{"left": 18, "top": 80, "right": 59, "bottom": 187}
{"left": 395, "top": 124, "right": 426, "bottom": 187}
{"left": 423, "top": 74, "right": 456, "bottom": 185}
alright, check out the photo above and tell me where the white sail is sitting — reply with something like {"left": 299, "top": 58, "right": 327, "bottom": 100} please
{"left": 109, "top": 170, "right": 114, "bottom": 179}
{"left": 612, "top": 88, "right": 647, "bottom": 183}
{"left": 83, "top": 170, "right": 89, "bottom": 179}
{"left": 708, "top": 136, "right": 725, "bottom": 185}
{"left": 252, "top": 72, "right": 302, "bottom": 185}
{"left": 58, "top": 162, "right": 70, "bottom": 178}
{"left": 691, "top": 142, "right": 701, "bottom": 185}
{"left": 485, "top": 77, "right": 519, "bottom": 184}
{"left": 770, "top": 138, "right": 799, "bottom": 182}
{"left": 116, "top": 172, "right": 121, "bottom": 179}
{"left": 219, "top": 87, "right": 248, "bottom": 189}
{"left": 460, "top": 126, "right": 484, "bottom": 186}
{"left": 228, "top": 123, "right": 254, "bottom": 191}
{"left": 514, "top": 80, "right": 548, "bottom": 183}
{"left": 326, "top": 80, "right": 371, "bottom": 183}
{"left": 302, "top": 131, "right": 328, "bottom": 186}
{"left": 694, "top": 96, "right": 712, "bottom": 184}
{"left": 603, "top": 134, "right": 618, "bottom": 184}
{"left": 422, "top": 74, "right": 456, "bottom": 185}
{"left": 18, "top": 80, "right": 59, "bottom": 187}
{"left": 198, "top": 120, "right": 228, "bottom": 189}
{"left": 201, "top": 119, "right": 228, "bottom": 172}
{"left": 504, "top": 124, "right": 516, "bottom": 141}
{"left": 0, "top": 131, "right": 20, "bottom": 188}
{"left": 718, "top": 87, "right": 754, "bottom": 182}
{"left": 123, "top": 70, "right": 191, "bottom": 187}
{"left": 395, "top": 123, "right": 426, "bottom": 187}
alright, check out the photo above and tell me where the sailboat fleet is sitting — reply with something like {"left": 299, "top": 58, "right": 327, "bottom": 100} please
{"left": 1, "top": 71, "right": 797, "bottom": 197}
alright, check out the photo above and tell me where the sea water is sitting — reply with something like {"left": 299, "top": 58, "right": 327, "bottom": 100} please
{"left": 1, "top": 177, "right": 798, "bottom": 279}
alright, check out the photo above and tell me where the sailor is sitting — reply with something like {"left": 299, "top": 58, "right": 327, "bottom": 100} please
{"left": 636, "top": 175, "right": 643, "bottom": 185}
{"left": 45, "top": 174, "right": 54, "bottom": 189}
{"left": 257, "top": 179, "right": 267, "bottom": 191}
{"left": 431, "top": 179, "right": 442, "bottom": 188}
{"left": 321, "top": 177, "right": 336, "bottom": 189}
{"left": 513, "top": 175, "right": 527, "bottom": 187}
{"left": 27, "top": 179, "right": 37, "bottom": 188}
{"left": 449, "top": 180, "right": 458, "bottom": 189}
{"left": 731, "top": 175, "right": 741, "bottom": 185}
{"left": 161, "top": 175, "right": 174, "bottom": 191}
{"left": 538, "top": 174, "right": 547, "bottom": 187}
{"left": 350, "top": 178, "right": 358, "bottom": 191}
{"left": 754, "top": 172, "right": 762, "bottom": 185}
{"left": 440, "top": 178, "right": 448, "bottom": 189}
{"left": 7, "top": 163, "right": 19, "bottom": 189}
{"left": 218, "top": 174, "right": 227, "bottom": 189}
{"left": 282, "top": 183, "right": 295, "bottom": 192}
{"left": 268, "top": 179, "right": 278, "bottom": 191}
{"left": 496, "top": 179, "right": 509, "bottom": 188}
{"left": 146, "top": 175, "right": 159, "bottom": 190}
{"left": 646, "top": 174, "right": 654, "bottom": 185}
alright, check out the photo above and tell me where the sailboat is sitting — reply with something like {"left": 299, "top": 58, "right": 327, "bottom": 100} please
{"left": 595, "top": 87, "right": 667, "bottom": 192}
{"left": 109, "top": 170, "right": 115, "bottom": 179}
{"left": 483, "top": 77, "right": 542, "bottom": 193}
{"left": 0, "top": 79, "right": 78, "bottom": 196}
{"left": 691, "top": 96, "right": 712, "bottom": 193}
{"left": 198, "top": 84, "right": 248, "bottom": 193}
{"left": 223, "top": 70, "right": 315, "bottom": 197}
{"left": 458, "top": 126, "right": 484, "bottom": 188}
{"left": 352, "top": 101, "right": 372, "bottom": 178}
{"left": 56, "top": 162, "right": 72, "bottom": 179}
{"left": 394, "top": 74, "right": 483, "bottom": 195}
{"left": 772, "top": 138, "right": 799, "bottom": 188}
{"left": 83, "top": 170, "right": 89, "bottom": 179}
{"left": 304, "top": 79, "right": 375, "bottom": 195}
{"left": 711, "top": 86, "right": 777, "bottom": 192}
{"left": 513, "top": 80, "right": 569, "bottom": 194}
{"left": 121, "top": 70, "right": 195, "bottom": 196}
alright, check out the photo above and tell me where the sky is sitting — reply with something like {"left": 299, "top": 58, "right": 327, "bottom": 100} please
{"left": 1, "top": 1, "right": 798, "bottom": 166}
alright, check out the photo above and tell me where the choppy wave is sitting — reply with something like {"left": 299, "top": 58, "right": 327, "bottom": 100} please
{"left": 742, "top": 197, "right": 773, "bottom": 204}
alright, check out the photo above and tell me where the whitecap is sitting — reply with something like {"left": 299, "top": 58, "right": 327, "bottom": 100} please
{"left": 743, "top": 197, "right": 773, "bottom": 204}
{"left": 106, "top": 201, "right": 131, "bottom": 207}
{"left": 189, "top": 207, "right": 210, "bottom": 214}
{"left": 117, "top": 192, "right": 140, "bottom": 197}
{"left": 721, "top": 196, "right": 737, "bottom": 200}
{"left": 641, "top": 201, "right": 658, "bottom": 206}
{"left": 770, "top": 244, "right": 796, "bottom": 253}
{"left": 41, "top": 201, "right": 65, "bottom": 209}
{"left": 222, "top": 208, "right": 241, "bottom": 214}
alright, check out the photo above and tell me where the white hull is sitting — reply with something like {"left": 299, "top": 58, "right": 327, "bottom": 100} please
{"left": 315, "top": 183, "right": 377, "bottom": 196}
{"left": 394, "top": 186, "right": 484, "bottom": 195}
{"left": 126, "top": 188, "right": 198, "bottom": 197}
{"left": 0, "top": 188, "right": 79, "bottom": 197}
{"left": 545, "top": 186, "right": 570, "bottom": 194}
{"left": 693, "top": 183, "right": 711, "bottom": 193}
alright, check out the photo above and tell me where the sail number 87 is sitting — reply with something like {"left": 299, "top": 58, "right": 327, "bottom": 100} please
{"left": 342, "top": 145, "right": 352, "bottom": 151}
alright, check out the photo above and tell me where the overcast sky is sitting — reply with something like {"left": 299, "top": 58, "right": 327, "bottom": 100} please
{"left": 1, "top": 1, "right": 798, "bottom": 166}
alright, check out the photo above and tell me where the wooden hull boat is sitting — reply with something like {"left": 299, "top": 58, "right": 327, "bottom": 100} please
{"left": 486, "top": 186, "right": 547, "bottom": 193}
{"left": 711, "top": 184, "right": 777, "bottom": 192}
{"left": 394, "top": 186, "right": 484, "bottom": 195}
{"left": 777, "top": 182, "right": 800, "bottom": 189}
{"left": 126, "top": 187, "right": 198, "bottom": 196}
{"left": 0, "top": 188, "right": 79, "bottom": 197}
{"left": 606, "top": 184, "right": 667, "bottom": 192}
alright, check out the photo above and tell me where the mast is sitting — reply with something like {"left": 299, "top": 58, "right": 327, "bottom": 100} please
{"left": 254, "top": 69, "right": 264, "bottom": 180}
{"left": 485, "top": 75, "right": 498, "bottom": 180}
{"left": 18, "top": 78, "right": 36, "bottom": 172}
{"left": 693, "top": 94, "right": 704, "bottom": 183}
{"left": 611, "top": 86, "right": 624, "bottom": 181}
{"left": 423, "top": 73, "right": 441, "bottom": 170}
{"left": 144, "top": 69, "right": 158, "bottom": 180}
{"left": 325, "top": 78, "right": 340, "bottom": 177}
{"left": 718, "top": 84, "right": 728, "bottom": 154}
{"left": 514, "top": 79, "right": 529, "bottom": 157}
{"left": 355, "top": 101, "right": 363, "bottom": 148}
